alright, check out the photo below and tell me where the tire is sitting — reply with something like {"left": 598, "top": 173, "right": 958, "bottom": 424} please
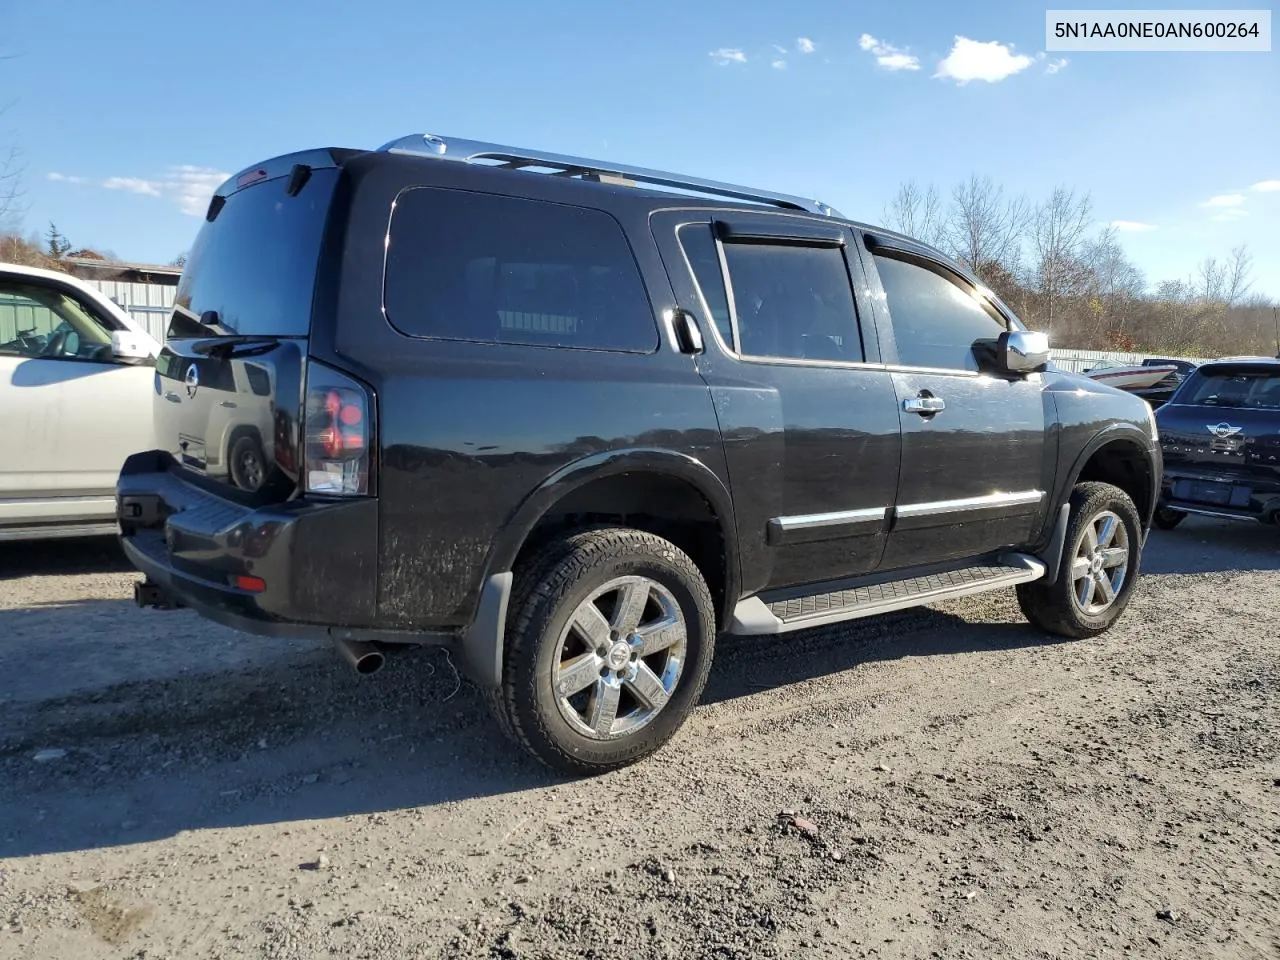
{"left": 1153, "top": 507, "right": 1185, "bottom": 530}
{"left": 1016, "top": 481, "right": 1143, "bottom": 640}
{"left": 486, "top": 527, "right": 716, "bottom": 775}
{"left": 229, "top": 435, "right": 267, "bottom": 491}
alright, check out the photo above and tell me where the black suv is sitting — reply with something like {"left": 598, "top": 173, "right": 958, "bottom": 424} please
{"left": 117, "top": 132, "right": 1162, "bottom": 773}
{"left": 1153, "top": 356, "right": 1280, "bottom": 528}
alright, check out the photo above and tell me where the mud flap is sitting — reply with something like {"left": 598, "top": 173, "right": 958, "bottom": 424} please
{"left": 1038, "top": 503, "right": 1072, "bottom": 586}
{"left": 459, "top": 572, "right": 512, "bottom": 689}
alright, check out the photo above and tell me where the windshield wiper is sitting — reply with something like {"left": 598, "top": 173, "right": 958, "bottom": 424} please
{"left": 191, "top": 335, "right": 282, "bottom": 359}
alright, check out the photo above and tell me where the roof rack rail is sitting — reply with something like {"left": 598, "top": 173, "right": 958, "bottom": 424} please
{"left": 377, "top": 132, "right": 843, "bottom": 218}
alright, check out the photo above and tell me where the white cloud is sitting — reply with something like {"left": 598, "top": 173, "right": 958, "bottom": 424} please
{"left": 1251, "top": 179, "right": 1280, "bottom": 192}
{"left": 1110, "top": 220, "right": 1156, "bottom": 232}
{"left": 102, "top": 176, "right": 162, "bottom": 197}
{"left": 772, "top": 44, "right": 788, "bottom": 54}
{"left": 1201, "top": 193, "right": 1246, "bottom": 208}
{"left": 94, "top": 165, "right": 229, "bottom": 216}
{"left": 858, "top": 33, "right": 921, "bottom": 71}
{"left": 797, "top": 37, "right": 816, "bottom": 54}
{"left": 1045, "top": 57, "right": 1069, "bottom": 74}
{"left": 46, "top": 172, "right": 86, "bottom": 185}
{"left": 1210, "top": 209, "right": 1249, "bottom": 222}
{"left": 166, "top": 165, "right": 229, "bottom": 216}
{"left": 772, "top": 58, "right": 787, "bottom": 70}
{"left": 935, "top": 36, "right": 1034, "bottom": 84}
{"left": 878, "top": 52, "right": 921, "bottom": 71}
{"left": 709, "top": 48, "right": 747, "bottom": 65}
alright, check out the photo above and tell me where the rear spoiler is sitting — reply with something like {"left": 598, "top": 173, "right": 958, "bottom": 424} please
{"left": 207, "top": 148, "right": 361, "bottom": 219}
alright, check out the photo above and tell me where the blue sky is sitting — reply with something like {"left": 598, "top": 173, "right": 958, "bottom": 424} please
{"left": 5, "top": 0, "right": 1278, "bottom": 296}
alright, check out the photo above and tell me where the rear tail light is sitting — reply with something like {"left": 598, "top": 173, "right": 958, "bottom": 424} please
{"left": 303, "top": 361, "right": 373, "bottom": 496}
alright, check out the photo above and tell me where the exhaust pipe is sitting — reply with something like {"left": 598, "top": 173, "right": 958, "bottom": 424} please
{"left": 332, "top": 637, "right": 386, "bottom": 675}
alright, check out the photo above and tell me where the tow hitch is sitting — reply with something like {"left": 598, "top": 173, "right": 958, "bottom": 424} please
{"left": 134, "top": 579, "right": 184, "bottom": 611}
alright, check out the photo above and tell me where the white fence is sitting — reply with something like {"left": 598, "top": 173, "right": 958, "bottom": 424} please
{"left": 85, "top": 278, "right": 176, "bottom": 343}
{"left": 1049, "top": 348, "right": 1207, "bottom": 374}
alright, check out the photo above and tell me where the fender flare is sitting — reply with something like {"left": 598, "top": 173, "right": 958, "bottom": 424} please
{"left": 1035, "top": 422, "right": 1159, "bottom": 579}
{"left": 1063, "top": 422, "right": 1159, "bottom": 514}
{"left": 460, "top": 448, "right": 740, "bottom": 689}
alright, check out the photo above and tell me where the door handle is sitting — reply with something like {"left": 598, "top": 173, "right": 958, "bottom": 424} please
{"left": 903, "top": 395, "right": 945, "bottom": 415}
{"left": 668, "top": 308, "right": 705, "bottom": 355}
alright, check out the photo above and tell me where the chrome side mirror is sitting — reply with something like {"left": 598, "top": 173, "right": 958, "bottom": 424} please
{"left": 999, "top": 329, "right": 1049, "bottom": 374}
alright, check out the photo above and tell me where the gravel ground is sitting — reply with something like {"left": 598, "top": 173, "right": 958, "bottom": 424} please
{"left": 1, "top": 520, "right": 1277, "bottom": 960}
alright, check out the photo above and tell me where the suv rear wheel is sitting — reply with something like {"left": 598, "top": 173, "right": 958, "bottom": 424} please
{"left": 487, "top": 527, "right": 716, "bottom": 774}
{"left": 229, "top": 434, "right": 267, "bottom": 491}
{"left": 1017, "top": 481, "right": 1143, "bottom": 639}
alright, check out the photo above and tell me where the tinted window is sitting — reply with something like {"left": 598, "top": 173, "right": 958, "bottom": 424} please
{"left": 1183, "top": 368, "right": 1280, "bottom": 409}
{"left": 244, "top": 362, "right": 272, "bottom": 396}
{"left": 167, "top": 168, "right": 339, "bottom": 339}
{"left": 720, "top": 240, "right": 862, "bottom": 362}
{"left": 873, "top": 252, "right": 1008, "bottom": 371}
{"left": 384, "top": 189, "right": 657, "bottom": 353}
{"left": 677, "top": 224, "right": 733, "bottom": 345}
{"left": 0, "top": 280, "right": 113, "bottom": 361}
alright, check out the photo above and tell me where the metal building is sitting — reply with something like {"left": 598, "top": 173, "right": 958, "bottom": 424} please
{"left": 62, "top": 257, "right": 181, "bottom": 343}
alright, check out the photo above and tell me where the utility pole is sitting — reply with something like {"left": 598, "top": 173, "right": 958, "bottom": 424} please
{"left": 1274, "top": 306, "right": 1279, "bottom": 358}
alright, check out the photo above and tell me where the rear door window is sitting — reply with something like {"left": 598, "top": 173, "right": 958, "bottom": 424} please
{"left": 384, "top": 188, "right": 658, "bottom": 353}
{"left": 677, "top": 222, "right": 863, "bottom": 363}
{"left": 167, "top": 168, "right": 339, "bottom": 339}
{"left": 676, "top": 224, "right": 734, "bottom": 345}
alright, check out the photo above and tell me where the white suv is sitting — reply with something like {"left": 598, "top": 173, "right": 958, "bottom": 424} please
{"left": 0, "top": 262, "right": 160, "bottom": 540}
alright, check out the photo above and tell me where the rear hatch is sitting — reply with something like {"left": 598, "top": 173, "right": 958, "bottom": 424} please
{"left": 156, "top": 158, "right": 372, "bottom": 502}
{"left": 1157, "top": 363, "right": 1280, "bottom": 504}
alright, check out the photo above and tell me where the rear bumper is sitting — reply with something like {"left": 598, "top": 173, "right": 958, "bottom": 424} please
{"left": 115, "top": 450, "right": 437, "bottom": 642}
{"left": 1158, "top": 467, "right": 1280, "bottom": 523}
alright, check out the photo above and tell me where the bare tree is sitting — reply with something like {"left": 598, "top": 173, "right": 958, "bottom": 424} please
{"left": 1083, "top": 227, "right": 1145, "bottom": 299}
{"left": 1224, "top": 244, "right": 1253, "bottom": 306}
{"left": 1197, "top": 256, "right": 1225, "bottom": 303}
{"left": 0, "top": 50, "right": 26, "bottom": 229}
{"left": 0, "top": 123, "right": 23, "bottom": 230}
{"left": 875, "top": 170, "right": 1278, "bottom": 354}
{"left": 883, "top": 180, "right": 946, "bottom": 248}
{"left": 944, "top": 174, "right": 1029, "bottom": 283}
{"left": 1079, "top": 226, "right": 1146, "bottom": 342}
{"left": 1029, "top": 186, "right": 1092, "bottom": 331}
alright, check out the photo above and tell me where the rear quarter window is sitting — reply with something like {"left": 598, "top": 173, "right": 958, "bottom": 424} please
{"left": 383, "top": 188, "right": 658, "bottom": 353}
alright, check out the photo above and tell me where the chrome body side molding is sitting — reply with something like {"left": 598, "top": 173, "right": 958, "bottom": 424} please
{"left": 766, "top": 506, "right": 887, "bottom": 545}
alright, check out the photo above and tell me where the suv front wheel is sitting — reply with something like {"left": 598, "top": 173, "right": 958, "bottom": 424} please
{"left": 487, "top": 527, "right": 716, "bottom": 774}
{"left": 1017, "top": 481, "right": 1143, "bottom": 639}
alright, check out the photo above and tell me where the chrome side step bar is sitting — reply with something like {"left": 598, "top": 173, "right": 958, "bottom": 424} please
{"left": 1168, "top": 504, "right": 1265, "bottom": 524}
{"left": 728, "top": 553, "right": 1046, "bottom": 635}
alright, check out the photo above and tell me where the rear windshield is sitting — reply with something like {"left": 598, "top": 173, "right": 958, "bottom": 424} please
{"left": 1182, "top": 367, "right": 1280, "bottom": 409}
{"left": 167, "top": 167, "right": 339, "bottom": 339}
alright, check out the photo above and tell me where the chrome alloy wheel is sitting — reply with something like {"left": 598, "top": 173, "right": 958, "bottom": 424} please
{"left": 551, "top": 576, "right": 687, "bottom": 740}
{"left": 1070, "top": 509, "right": 1130, "bottom": 616}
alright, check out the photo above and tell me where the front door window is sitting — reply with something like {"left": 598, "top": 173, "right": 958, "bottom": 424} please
{"left": 0, "top": 281, "right": 115, "bottom": 362}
